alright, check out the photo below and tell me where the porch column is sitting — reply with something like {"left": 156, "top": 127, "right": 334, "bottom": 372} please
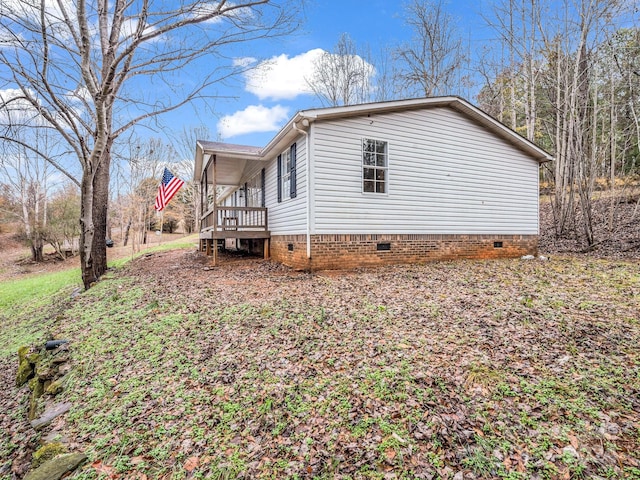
{"left": 212, "top": 155, "right": 217, "bottom": 266}
{"left": 263, "top": 239, "right": 270, "bottom": 259}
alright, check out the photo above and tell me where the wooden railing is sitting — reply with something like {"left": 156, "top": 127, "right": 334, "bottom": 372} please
{"left": 201, "top": 206, "right": 268, "bottom": 232}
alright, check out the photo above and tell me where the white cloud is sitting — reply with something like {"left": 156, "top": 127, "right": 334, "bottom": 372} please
{"left": 0, "top": 88, "right": 40, "bottom": 123}
{"left": 217, "top": 104, "right": 289, "bottom": 138}
{"left": 243, "top": 49, "right": 325, "bottom": 101}
{"left": 234, "top": 56, "right": 257, "bottom": 68}
{"left": 120, "top": 18, "right": 158, "bottom": 40}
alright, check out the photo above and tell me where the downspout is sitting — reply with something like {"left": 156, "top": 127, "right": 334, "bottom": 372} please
{"left": 292, "top": 118, "right": 311, "bottom": 261}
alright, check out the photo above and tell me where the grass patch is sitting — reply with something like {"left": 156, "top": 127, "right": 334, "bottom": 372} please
{"left": 0, "top": 236, "right": 197, "bottom": 360}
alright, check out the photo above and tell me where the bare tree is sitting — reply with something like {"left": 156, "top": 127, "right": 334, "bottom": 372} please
{"left": 372, "top": 45, "right": 403, "bottom": 102}
{"left": 307, "top": 33, "right": 374, "bottom": 107}
{"left": 171, "top": 126, "right": 212, "bottom": 233}
{"left": 112, "top": 138, "right": 175, "bottom": 251}
{"left": 45, "top": 183, "right": 81, "bottom": 260}
{"left": 0, "top": 0, "right": 297, "bottom": 288}
{"left": 395, "top": 0, "right": 467, "bottom": 97}
{"left": 0, "top": 130, "right": 58, "bottom": 261}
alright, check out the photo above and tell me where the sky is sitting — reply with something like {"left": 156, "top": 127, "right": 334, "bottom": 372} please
{"left": 161, "top": 0, "right": 494, "bottom": 151}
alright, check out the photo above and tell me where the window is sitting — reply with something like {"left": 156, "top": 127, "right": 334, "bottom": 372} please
{"left": 246, "top": 170, "right": 264, "bottom": 207}
{"left": 362, "top": 138, "right": 387, "bottom": 193}
{"left": 281, "top": 148, "right": 291, "bottom": 198}
{"left": 277, "top": 143, "right": 297, "bottom": 202}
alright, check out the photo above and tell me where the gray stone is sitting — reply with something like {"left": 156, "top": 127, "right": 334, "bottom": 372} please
{"left": 562, "top": 446, "right": 579, "bottom": 459}
{"left": 30, "top": 402, "right": 72, "bottom": 430}
{"left": 23, "top": 453, "right": 87, "bottom": 480}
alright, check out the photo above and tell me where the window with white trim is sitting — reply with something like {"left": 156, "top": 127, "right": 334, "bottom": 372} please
{"left": 277, "top": 143, "right": 297, "bottom": 202}
{"left": 281, "top": 148, "right": 291, "bottom": 199}
{"left": 362, "top": 138, "right": 387, "bottom": 193}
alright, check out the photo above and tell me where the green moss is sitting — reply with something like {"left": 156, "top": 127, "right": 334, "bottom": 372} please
{"left": 26, "top": 352, "right": 41, "bottom": 364}
{"left": 16, "top": 357, "right": 35, "bottom": 387}
{"left": 28, "top": 378, "right": 45, "bottom": 421}
{"left": 32, "top": 442, "right": 68, "bottom": 468}
{"left": 18, "top": 345, "right": 29, "bottom": 363}
{"left": 45, "top": 376, "right": 66, "bottom": 396}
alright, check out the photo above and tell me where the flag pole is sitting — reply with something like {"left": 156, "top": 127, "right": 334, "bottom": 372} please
{"left": 159, "top": 209, "right": 164, "bottom": 245}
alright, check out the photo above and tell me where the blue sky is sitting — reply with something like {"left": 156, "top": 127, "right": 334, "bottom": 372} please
{"left": 163, "top": 0, "right": 495, "bottom": 150}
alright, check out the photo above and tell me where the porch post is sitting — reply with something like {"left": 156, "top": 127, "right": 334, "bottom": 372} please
{"left": 263, "top": 238, "right": 270, "bottom": 259}
{"left": 212, "top": 155, "right": 217, "bottom": 266}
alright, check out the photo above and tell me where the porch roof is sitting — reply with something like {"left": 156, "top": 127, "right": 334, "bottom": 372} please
{"left": 194, "top": 141, "right": 265, "bottom": 186}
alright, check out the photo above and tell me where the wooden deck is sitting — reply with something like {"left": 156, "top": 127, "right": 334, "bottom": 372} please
{"left": 199, "top": 206, "right": 270, "bottom": 262}
{"left": 199, "top": 206, "right": 270, "bottom": 240}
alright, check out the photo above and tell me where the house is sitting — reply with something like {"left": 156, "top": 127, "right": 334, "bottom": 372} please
{"left": 193, "top": 96, "right": 553, "bottom": 270}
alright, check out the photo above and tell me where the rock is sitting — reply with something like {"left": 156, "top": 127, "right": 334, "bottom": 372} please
{"left": 58, "top": 363, "right": 73, "bottom": 376}
{"left": 538, "top": 255, "right": 548, "bottom": 261}
{"left": 35, "top": 362, "right": 55, "bottom": 381}
{"left": 606, "top": 422, "right": 620, "bottom": 435}
{"left": 51, "top": 353, "right": 70, "bottom": 365}
{"left": 41, "top": 431, "right": 69, "bottom": 444}
{"left": 521, "top": 255, "right": 535, "bottom": 260}
{"left": 45, "top": 377, "right": 66, "bottom": 396}
{"left": 32, "top": 443, "right": 67, "bottom": 468}
{"left": 18, "top": 345, "right": 30, "bottom": 363}
{"left": 453, "top": 472, "right": 464, "bottom": 480}
{"left": 562, "top": 445, "right": 579, "bottom": 459}
{"left": 28, "top": 378, "right": 45, "bottom": 421}
{"left": 26, "top": 352, "right": 41, "bottom": 364}
{"left": 23, "top": 453, "right": 87, "bottom": 480}
{"left": 16, "top": 357, "right": 35, "bottom": 387}
{"left": 30, "top": 402, "right": 72, "bottom": 431}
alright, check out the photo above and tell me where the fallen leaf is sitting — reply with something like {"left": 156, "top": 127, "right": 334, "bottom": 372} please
{"left": 184, "top": 456, "right": 199, "bottom": 472}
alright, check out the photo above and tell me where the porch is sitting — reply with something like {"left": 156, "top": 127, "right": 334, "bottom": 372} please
{"left": 195, "top": 141, "right": 271, "bottom": 264}
{"left": 198, "top": 206, "right": 270, "bottom": 260}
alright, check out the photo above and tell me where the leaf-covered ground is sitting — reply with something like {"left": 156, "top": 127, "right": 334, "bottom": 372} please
{"left": 539, "top": 194, "right": 640, "bottom": 260}
{"left": 3, "top": 250, "right": 639, "bottom": 479}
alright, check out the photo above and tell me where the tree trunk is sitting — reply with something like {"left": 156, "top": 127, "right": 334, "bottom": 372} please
{"left": 91, "top": 145, "right": 110, "bottom": 277}
{"left": 79, "top": 142, "right": 111, "bottom": 289}
{"left": 123, "top": 218, "right": 132, "bottom": 246}
{"left": 31, "top": 235, "right": 44, "bottom": 262}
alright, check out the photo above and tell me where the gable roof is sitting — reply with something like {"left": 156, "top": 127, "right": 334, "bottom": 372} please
{"left": 194, "top": 96, "right": 553, "bottom": 182}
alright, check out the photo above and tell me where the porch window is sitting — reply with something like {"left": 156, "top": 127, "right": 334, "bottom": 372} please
{"left": 362, "top": 138, "right": 387, "bottom": 193}
{"left": 246, "top": 171, "right": 264, "bottom": 207}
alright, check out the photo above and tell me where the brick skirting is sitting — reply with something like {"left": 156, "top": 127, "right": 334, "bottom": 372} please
{"left": 270, "top": 233, "right": 538, "bottom": 270}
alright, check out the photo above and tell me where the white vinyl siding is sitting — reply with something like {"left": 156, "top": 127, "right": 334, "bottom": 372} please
{"left": 265, "top": 136, "right": 307, "bottom": 234}
{"left": 312, "top": 107, "right": 540, "bottom": 235}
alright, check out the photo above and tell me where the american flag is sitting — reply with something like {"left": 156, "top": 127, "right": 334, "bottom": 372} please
{"left": 154, "top": 167, "right": 184, "bottom": 211}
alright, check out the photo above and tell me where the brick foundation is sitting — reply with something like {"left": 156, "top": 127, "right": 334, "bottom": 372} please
{"left": 270, "top": 233, "right": 538, "bottom": 270}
